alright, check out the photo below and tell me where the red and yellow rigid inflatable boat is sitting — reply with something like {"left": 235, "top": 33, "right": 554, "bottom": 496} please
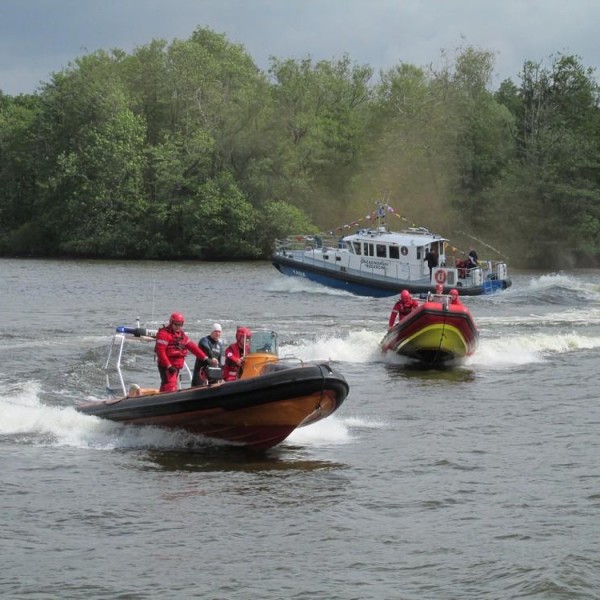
{"left": 380, "top": 295, "right": 479, "bottom": 365}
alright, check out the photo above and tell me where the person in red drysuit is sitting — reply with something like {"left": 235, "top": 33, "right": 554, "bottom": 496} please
{"left": 388, "top": 290, "right": 419, "bottom": 328}
{"left": 154, "top": 312, "right": 210, "bottom": 392}
{"left": 222, "top": 326, "right": 252, "bottom": 381}
{"left": 449, "top": 288, "right": 462, "bottom": 306}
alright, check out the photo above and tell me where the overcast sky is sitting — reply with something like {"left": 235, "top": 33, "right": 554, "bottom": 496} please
{"left": 1, "top": 0, "right": 599, "bottom": 96}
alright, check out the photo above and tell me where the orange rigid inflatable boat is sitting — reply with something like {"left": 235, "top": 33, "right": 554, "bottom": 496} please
{"left": 76, "top": 328, "right": 349, "bottom": 449}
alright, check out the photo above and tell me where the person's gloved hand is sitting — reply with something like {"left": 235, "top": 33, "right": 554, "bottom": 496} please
{"left": 167, "top": 365, "right": 177, "bottom": 374}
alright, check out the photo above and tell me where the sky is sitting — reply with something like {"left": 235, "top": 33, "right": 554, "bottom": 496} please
{"left": 1, "top": 0, "right": 600, "bottom": 96}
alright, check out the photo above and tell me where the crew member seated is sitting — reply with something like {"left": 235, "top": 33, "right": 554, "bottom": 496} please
{"left": 456, "top": 259, "right": 469, "bottom": 278}
{"left": 428, "top": 283, "right": 445, "bottom": 301}
{"left": 449, "top": 288, "right": 462, "bottom": 305}
{"left": 222, "top": 326, "right": 252, "bottom": 381}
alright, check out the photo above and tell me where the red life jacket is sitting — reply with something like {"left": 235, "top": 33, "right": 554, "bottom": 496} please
{"left": 155, "top": 326, "right": 190, "bottom": 368}
{"left": 222, "top": 342, "right": 244, "bottom": 381}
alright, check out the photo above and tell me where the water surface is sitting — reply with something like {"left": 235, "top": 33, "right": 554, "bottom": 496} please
{"left": 1, "top": 260, "right": 599, "bottom": 599}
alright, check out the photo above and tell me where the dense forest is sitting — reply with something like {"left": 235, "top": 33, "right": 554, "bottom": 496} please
{"left": 1, "top": 28, "right": 600, "bottom": 268}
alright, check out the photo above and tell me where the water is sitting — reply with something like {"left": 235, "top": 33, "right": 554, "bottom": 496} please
{"left": 1, "top": 259, "right": 600, "bottom": 599}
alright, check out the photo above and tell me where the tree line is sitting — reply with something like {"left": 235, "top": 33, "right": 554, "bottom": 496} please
{"left": 1, "top": 28, "right": 599, "bottom": 268}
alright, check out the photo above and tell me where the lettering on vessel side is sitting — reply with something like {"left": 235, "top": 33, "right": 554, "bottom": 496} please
{"left": 360, "top": 258, "right": 389, "bottom": 270}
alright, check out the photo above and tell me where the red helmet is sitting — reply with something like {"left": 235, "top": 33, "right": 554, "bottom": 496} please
{"left": 169, "top": 312, "right": 185, "bottom": 325}
{"left": 236, "top": 326, "right": 252, "bottom": 343}
{"left": 449, "top": 289, "right": 459, "bottom": 297}
{"left": 435, "top": 284, "right": 444, "bottom": 294}
{"left": 400, "top": 290, "right": 411, "bottom": 302}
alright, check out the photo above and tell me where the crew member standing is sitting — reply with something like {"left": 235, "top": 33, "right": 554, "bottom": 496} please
{"left": 468, "top": 246, "right": 479, "bottom": 268}
{"left": 154, "top": 312, "right": 210, "bottom": 393}
{"left": 425, "top": 247, "right": 439, "bottom": 279}
{"left": 191, "top": 323, "right": 223, "bottom": 386}
{"left": 388, "top": 290, "right": 419, "bottom": 328}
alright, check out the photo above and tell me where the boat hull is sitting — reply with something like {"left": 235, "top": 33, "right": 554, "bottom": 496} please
{"left": 380, "top": 301, "right": 479, "bottom": 365}
{"left": 272, "top": 255, "right": 509, "bottom": 298}
{"left": 76, "top": 362, "right": 349, "bottom": 449}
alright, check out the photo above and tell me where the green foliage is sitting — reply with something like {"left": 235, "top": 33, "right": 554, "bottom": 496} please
{"left": 492, "top": 53, "right": 600, "bottom": 265}
{"left": 0, "top": 94, "right": 42, "bottom": 238}
{"left": 254, "top": 201, "right": 319, "bottom": 256}
{"left": 1, "top": 31, "right": 600, "bottom": 267}
{"left": 268, "top": 55, "right": 373, "bottom": 223}
{"left": 182, "top": 175, "right": 259, "bottom": 259}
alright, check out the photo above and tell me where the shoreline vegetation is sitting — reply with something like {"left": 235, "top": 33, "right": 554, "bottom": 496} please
{"left": 1, "top": 28, "right": 599, "bottom": 268}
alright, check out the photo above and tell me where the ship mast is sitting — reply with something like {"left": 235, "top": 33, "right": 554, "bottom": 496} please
{"left": 375, "top": 202, "right": 387, "bottom": 230}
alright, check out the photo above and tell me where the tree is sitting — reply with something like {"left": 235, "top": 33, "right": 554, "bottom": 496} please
{"left": 496, "top": 54, "right": 600, "bottom": 265}
{"left": 268, "top": 55, "right": 373, "bottom": 224}
{"left": 436, "top": 46, "right": 515, "bottom": 231}
{"left": 0, "top": 94, "right": 42, "bottom": 253}
{"left": 30, "top": 51, "right": 148, "bottom": 256}
{"left": 254, "top": 200, "right": 318, "bottom": 256}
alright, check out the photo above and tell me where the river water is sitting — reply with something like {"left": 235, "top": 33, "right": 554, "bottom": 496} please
{"left": 1, "top": 259, "right": 599, "bottom": 599}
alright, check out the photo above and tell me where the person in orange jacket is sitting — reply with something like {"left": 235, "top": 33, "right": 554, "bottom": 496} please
{"left": 388, "top": 290, "right": 419, "bottom": 328}
{"left": 154, "top": 312, "right": 214, "bottom": 392}
{"left": 222, "top": 326, "right": 252, "bottom": 381}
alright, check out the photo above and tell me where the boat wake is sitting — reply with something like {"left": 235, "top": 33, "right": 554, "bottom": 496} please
{"left": 0, "top": 382, "right": 356, "bottom": 451}
{"left": 476, "top": 307, "right": 600, "bottom": 328}
{"left": 527, "top": 272, "right": 600, "bottom": 293}
{"left": 267, "top": 277, "right": 357, "bottom": 297}
{"left": 286, "top": 416, "right": 352, "bottom": 446}
{"left": 280, "top": 329, "right": 379, "bottom": 363}
{"left": 500, "top": 272, "right": 600, "bottom": 306}
{"left": 470, "top": 331, "right": 600, "bottom": 367}
{"left": 281, "top": 327, "right": 600, "bottom": 370}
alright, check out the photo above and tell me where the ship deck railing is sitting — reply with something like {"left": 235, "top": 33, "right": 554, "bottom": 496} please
{"left": 275, "top": 235, "right": 344, "bottom": 253}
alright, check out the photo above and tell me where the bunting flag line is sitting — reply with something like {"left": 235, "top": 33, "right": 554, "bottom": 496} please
{"left": 323, "top": 203, "right": 414, "bottom": 237}
{"left": 321, "top": 202, "right": 498, "bottom": 259}
{"left": 453, "top": 230, "right": 508, "bottom": 258}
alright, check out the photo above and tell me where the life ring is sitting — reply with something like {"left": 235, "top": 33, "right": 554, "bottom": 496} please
{"left": 434, "top": 270, "right": 446, "bottom": 284}
{"left": 401, "top": 246, "right": 408, "bottom": 256}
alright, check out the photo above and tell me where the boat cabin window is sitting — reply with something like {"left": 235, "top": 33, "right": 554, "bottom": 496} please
{"left": 352, "top": 242, "right": 361, "bottom": 255}
{"left": 416, "top": 247, "right": 422, "bottom": 260}
{"left": 365, "top": 243, "right": 374, "bottom": 257}
{"left": 389, "top": 245, "right": 399, "bottom": 259}
{"left": 376, "top": 244, "right": 387, "bottom": 258}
